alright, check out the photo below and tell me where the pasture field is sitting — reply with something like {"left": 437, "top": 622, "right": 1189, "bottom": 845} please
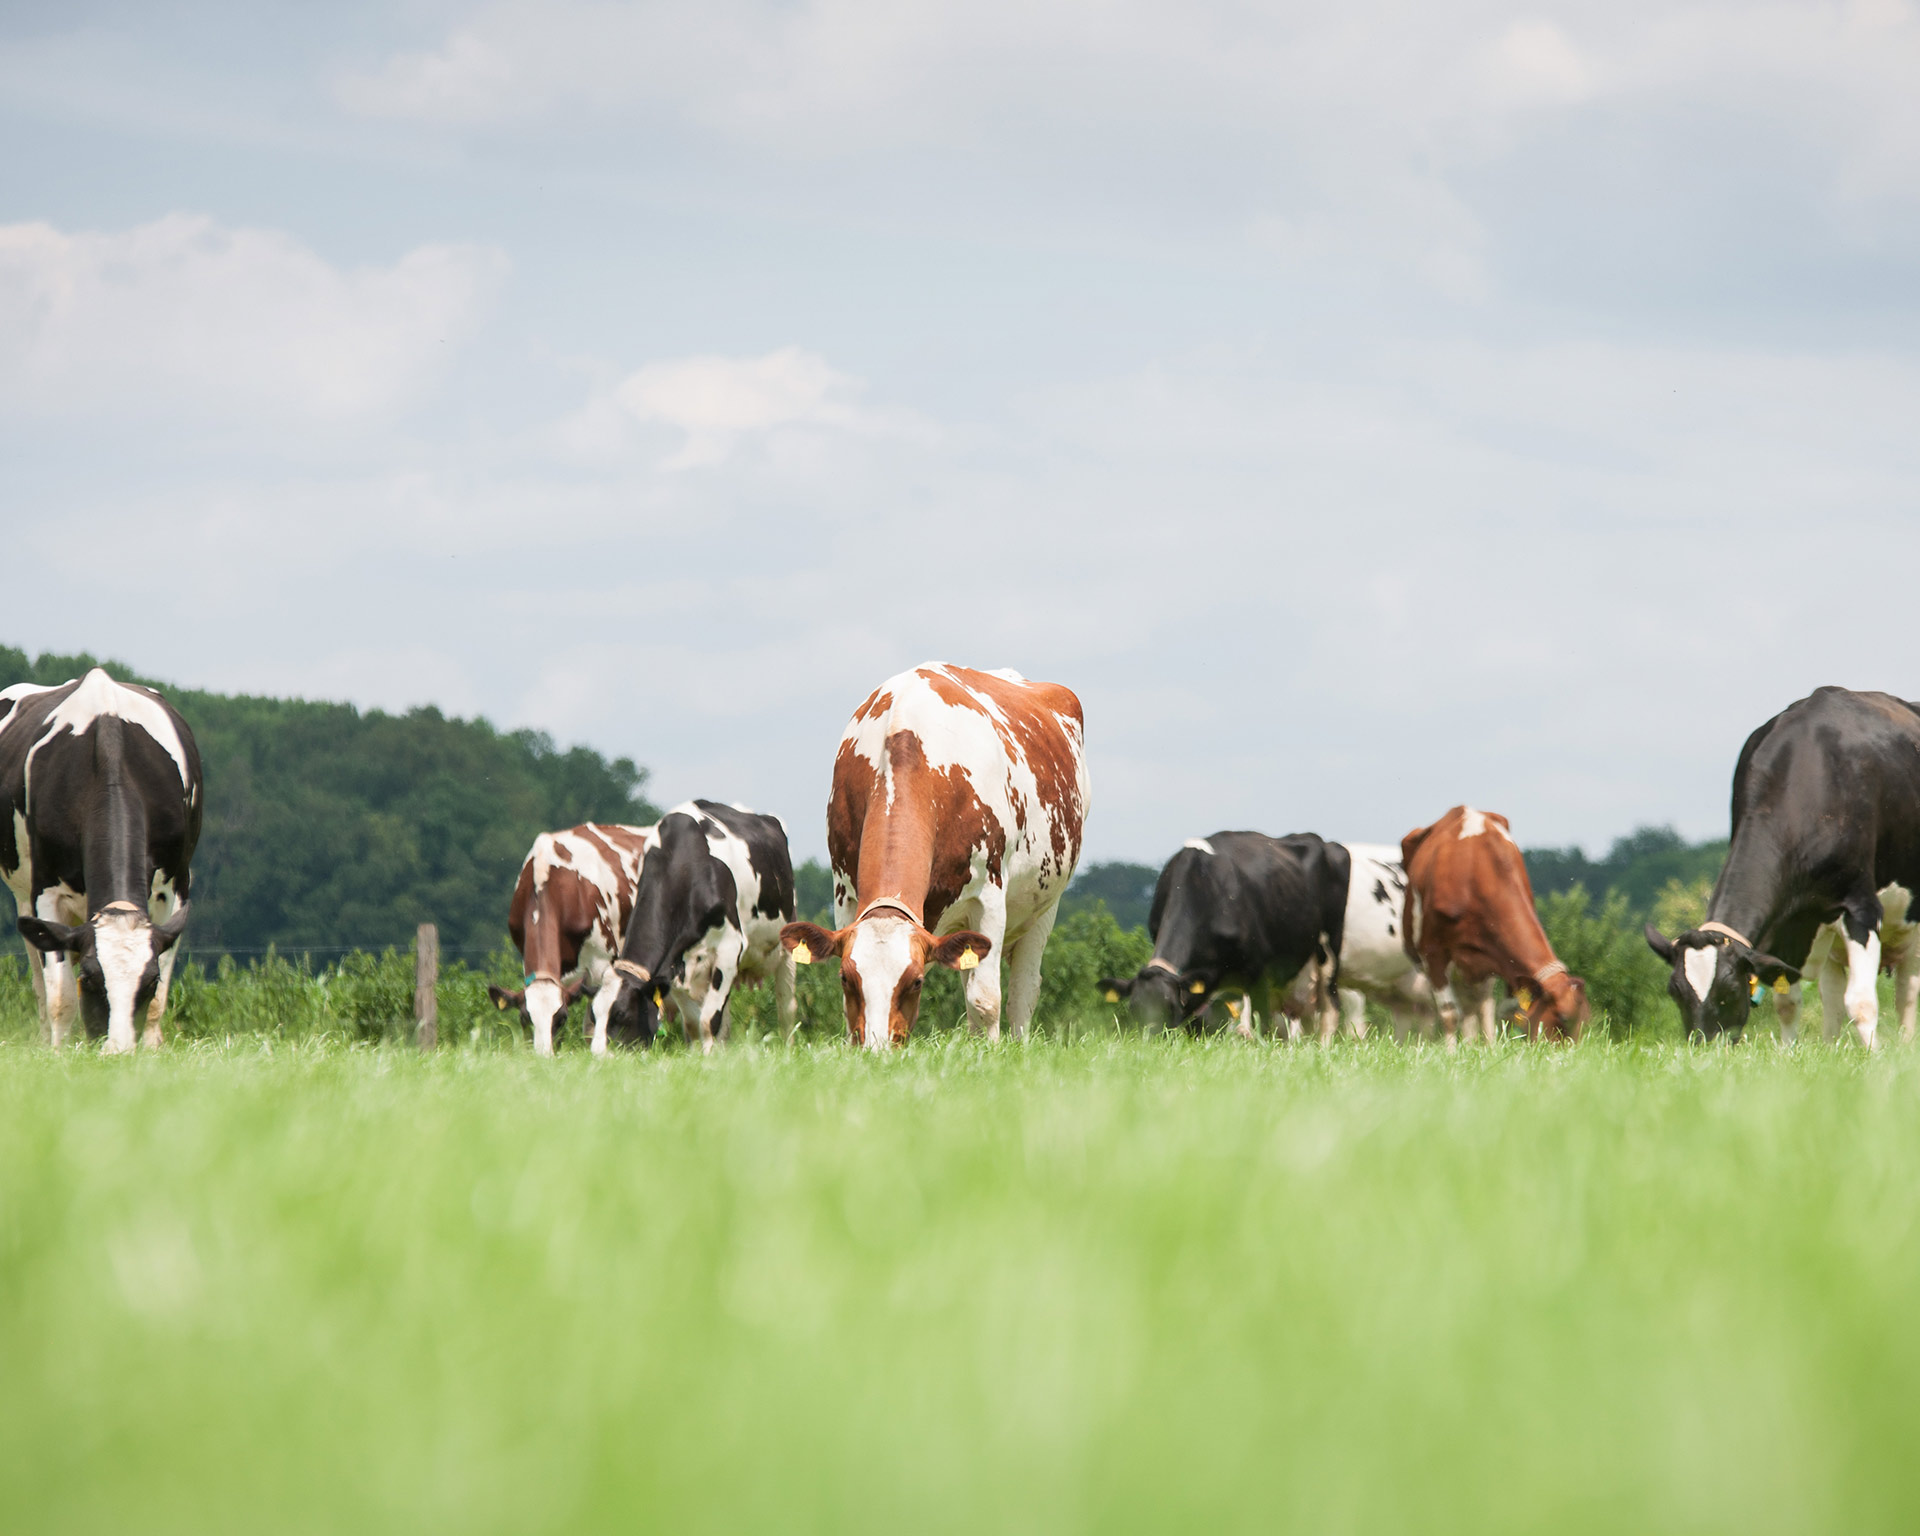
{"left": 3, "top": 1029, "right": 1919, "bottom": 1534}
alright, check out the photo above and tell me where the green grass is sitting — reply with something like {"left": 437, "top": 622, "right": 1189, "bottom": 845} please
{"left": 3, "top": 1033, "right": 1918, "bottom": 1534}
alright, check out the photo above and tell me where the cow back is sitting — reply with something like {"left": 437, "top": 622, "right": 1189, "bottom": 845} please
{"left": 827, "top": 663, "right": 1088, "bottom": 934}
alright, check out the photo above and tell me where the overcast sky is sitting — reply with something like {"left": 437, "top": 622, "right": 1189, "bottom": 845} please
{"left": 4, "top": 1, "right": 1919, "bottom": 863}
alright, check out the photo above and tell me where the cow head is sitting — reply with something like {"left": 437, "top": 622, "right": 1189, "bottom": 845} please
{"left": 781, "top": 913, "right": 992, "bottom": 1048}
{"left": 601, "top": 965, "right": 676, "bottom": 1049}
{"left": 1513, "top": 970, "right": 1591, "bottom": 1042}
{"left": 1095, "top": 964, "right": 1216, "bottom": 1032}
{"left": 1645, "top": 924, "right": 1798, "bottom": 1040}
{"left": 487, "top": 974, "right": 585, "bottom": 1055}
{"left": 19, "top": 901, "right": 191, "bottom": 1052}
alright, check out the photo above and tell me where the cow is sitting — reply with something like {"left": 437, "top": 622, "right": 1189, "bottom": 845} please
{"left": 598, "top": 800, "right": 798, "bottom": 1052}
{"left": 1401, "top": 805, "right": 1588, "bottom": 1045}
{"left": 2, "top": 668, "right": 201, "bottom": 1053}
{"left": 1644, "top": 687, "right": 1920, "bottom": 1047}
{"left": 1096, "top": 832, "right": 1348, "bottom": 1038}
{"left": 779, "top": 663, "right": 1088, "bottom": 1049}
{"left": 488, "top": 821, "right": 656, "bottom": 1055}
{"left": 1280, "top": 842, "right": 1434, "bottom": 1042}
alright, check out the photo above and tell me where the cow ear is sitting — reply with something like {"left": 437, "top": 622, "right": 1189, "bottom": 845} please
{"left": 487, "top": 984, "right": 524, "bottom": 1012}
{"left": 152, "top": 901, "right": 190, "bottom": 954}
{"left": 18, "top": 916, "right": 90, "bottom": 955}
{"left": 1643, "top": 924, "right": 1676, "bottom": 962}
{"left": 1096, "top": 977, "right": 1134, "bottom": 1003}
{"left": 1747, "top": 951, "right": 1800, "bottom": 988}
{"left": 1400, "top": 825, "right": 1432, "bottom": 866}
{"left": 928, "top": 931, "right": 993, "bottom": 971}
{"left": 782, "top": 922, "right": 847, "bottom": 965}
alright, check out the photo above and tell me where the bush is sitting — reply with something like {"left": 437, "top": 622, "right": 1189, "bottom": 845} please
{"left": 1536, "top": 886, "right": 1674, "bottom": 1040}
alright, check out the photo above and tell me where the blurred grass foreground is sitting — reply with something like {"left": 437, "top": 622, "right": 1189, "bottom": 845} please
{"left": 3, "top": 1033, "right": 1918, "bottom": 1534}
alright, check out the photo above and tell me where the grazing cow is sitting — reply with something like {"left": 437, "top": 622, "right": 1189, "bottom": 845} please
{"left": 2, "top": 669, "right": 202, "bottom": 1053}
{"left": 1097, "top": 832, "right": 1349, "bottom": 1037}
{"left": 1281, "top": 842, "right": 1434, "bottom": 1042}
{"left": 780, "top": 663, "right": 1088, "bottom": 1048}
{"left": 1401, "top": 805, "right": 1588, "bottom": 1045}
{"left": 1645, "top": 687, "right": 1920, "bottom": 1047}
{"left": 488, "top": 822, "right": 656, "bottom": 1055}
{"left": 598, "top": 800, "right": 798, "bottom": 1052}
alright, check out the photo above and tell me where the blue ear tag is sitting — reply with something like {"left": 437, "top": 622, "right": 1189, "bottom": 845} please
{"left": 522, "top": 973, "right": 536, "bottom": 987}
{"left": 1749, "top": 978, "right": 1763, "bottom": 1007}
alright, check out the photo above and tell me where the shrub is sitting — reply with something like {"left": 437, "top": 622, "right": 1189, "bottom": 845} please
{"left": 1536, "top": 886, "right": 1674, "bottom": 1040}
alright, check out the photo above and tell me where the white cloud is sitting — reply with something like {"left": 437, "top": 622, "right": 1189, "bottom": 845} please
{"left": 1489, "top": 19, "right": 1593, "bottom": 105}
{"left": 332, "top": 1, "right": 1920, "bottom": 300}
{"left": 558, "top": 346, "right": 919, "bottom": 468}
{"left": 0, "top": 215, "right": 507, "bottom": 423}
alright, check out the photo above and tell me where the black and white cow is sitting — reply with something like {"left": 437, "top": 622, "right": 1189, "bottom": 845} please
{"left": 1646, "top": 686, "right": 1920, "bottom": 1046}
{"left": 1097, "top": 832, "right": 1349, "bottom": 1036}
{"left": 1, "top": 669, "right": 202, "bottom": 1052}
{"left": 1280, "top": 842, "right": 1434, "bottom": 1041}
{"left": 598, "top": 800, "right": 798, "bottom": 1051}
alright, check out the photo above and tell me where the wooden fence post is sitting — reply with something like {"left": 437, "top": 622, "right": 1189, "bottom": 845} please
{"left": 415, "top": 922, "right": 439, "bottom": 1051}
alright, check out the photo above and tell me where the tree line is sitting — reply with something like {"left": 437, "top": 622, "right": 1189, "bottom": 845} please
{"left": 0, "top": 647, "right": 656, "bottom": 957}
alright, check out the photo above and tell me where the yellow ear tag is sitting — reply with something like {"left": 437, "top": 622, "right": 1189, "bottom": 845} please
{"left": 792, "top": 943, "right": 812, "bottom": 965}
{"left": 1773, "top": 976, "right": 1790, "bottom": 994}
{"left": 494, "top": 997, "right": 508, "bottom": 1011}
{"left": 652, "top": 988, "right": 665, "bottom": 1007}
{"left": 1516, "top": 988, "right": 1531, "bottom": 1010}
{"left": 1190, "top": 980, "right": 1207, "bottom": 994}
{"left": 1225, "top": 999, "right": 1241, "bottom": 1019}
{"left": 1104, "top": 989, "right": 1120, "bottom": 1003}
{"left": 955, "top": 949, "right": 981, "bottom": 971}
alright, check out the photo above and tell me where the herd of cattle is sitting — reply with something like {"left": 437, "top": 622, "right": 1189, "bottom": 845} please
{"left": 5, "top": 663, "right": 1920, "bottom": 1053}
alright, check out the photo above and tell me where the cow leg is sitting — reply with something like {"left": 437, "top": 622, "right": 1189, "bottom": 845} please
{"left": 1843, "top": 927, "right": 1883, "bottom": 1050}
{"left": 1774, "top": 980, "right": 1800, "bottom": 1046}
{"left": 25, "top": 944, "right": 51, "bottom": 1046}
{"left": 1228, "top": 986, "right": 1267, "bottom": 1042}
{"left": 1894, "top": 955, "right": 1920, "bottom": 1045}
{"left": 1434, "top": 980, "right": 1462, "bottom": 1051}
{"left": 589, "top": 984, "right": 617, "bottom": 1056}
{"left": 695, "top": 931, "right": 745, "bottom": 1053}
{"left": 142, "top": 945, "right": 178, "bottom": 1049}
{"left": 1817, "top": 932, "right": 1850, "bottom": 1043}
{"left": 43, "top": 951, "right": 79, "bottom": 1049}
{"left": 773, "top": 945, "right": 800, "bottom": 1045}
{"left": 964, "top": 889, "right": 1009, "bottom": 1042}
{"left": 1341, "top": 987, "right": 1368, "bottom": 1040}
{"left": 1312, "top": 959, "right": 1338, "bottom": 1046}
{"left": 1002, "top": 901, "right": 1055, "bottom": 1043}
{"left": 1469, "top": 980, "right": 1497, "bottom": 1045}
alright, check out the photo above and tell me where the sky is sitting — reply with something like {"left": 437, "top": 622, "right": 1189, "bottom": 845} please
{"left": 3, "top": 1, "right": 1919, "bottom": 864}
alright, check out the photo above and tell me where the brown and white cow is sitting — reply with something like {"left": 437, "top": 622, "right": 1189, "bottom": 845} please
{"left": 488, "top": 822, "right": 656, "bottom": 1055}
{"left": 780, "top": 663, "right": 1089, "bottom": 1048}
{"left": 1401, "top": 805, "right": 1588, "bottom": 1046}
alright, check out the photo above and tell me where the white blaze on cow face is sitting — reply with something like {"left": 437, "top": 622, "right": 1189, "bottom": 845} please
{"left": 1682, "top": 945, "right": 1718, "bottom": 1003}
{"left": 525, "top": 978, "right": 565, "bottom": 1056}
{"left": 93, "top": 910, "right": 157, "bottom": 1055}
{"left": 846, "top": 916, "right": 917, "bottom": 1050}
